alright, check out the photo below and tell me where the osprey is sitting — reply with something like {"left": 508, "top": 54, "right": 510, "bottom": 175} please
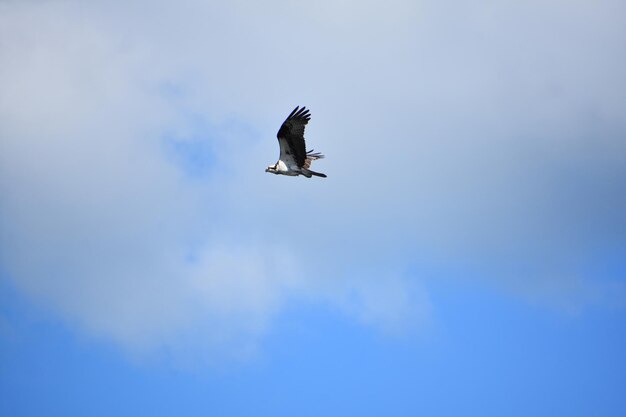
{"left": 265, "top": 106, "right": 327, "bottom": 178}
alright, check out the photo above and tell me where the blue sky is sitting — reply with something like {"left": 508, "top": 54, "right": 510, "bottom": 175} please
{"left": 1, "top": 0, "right": 626, "bottom": 416}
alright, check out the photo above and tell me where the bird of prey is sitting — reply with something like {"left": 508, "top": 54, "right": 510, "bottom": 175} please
{"left": 265, "top": 106, "right": 327, "bottom": 178}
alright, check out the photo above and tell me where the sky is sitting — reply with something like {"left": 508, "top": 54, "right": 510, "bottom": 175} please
{"left": 1, "top": 0, "right": 625, "bottom": 415}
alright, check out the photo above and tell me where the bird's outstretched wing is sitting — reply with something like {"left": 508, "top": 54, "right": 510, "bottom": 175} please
{"left": 277, "top": 106, "right": 310, "bottom": 168}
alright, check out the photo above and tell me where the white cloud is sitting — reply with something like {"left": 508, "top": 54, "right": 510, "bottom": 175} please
{"left": 1, "top": 0, "right": 625, "bottom": 360}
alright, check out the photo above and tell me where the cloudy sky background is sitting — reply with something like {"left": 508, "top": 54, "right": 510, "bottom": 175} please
{"left": 1, "top": 0, "right": 625, "bottom": 415}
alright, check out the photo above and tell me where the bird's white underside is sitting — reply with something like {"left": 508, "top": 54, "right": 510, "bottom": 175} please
{"left": 272, "top": 159, "right": 299, "bottom": 175}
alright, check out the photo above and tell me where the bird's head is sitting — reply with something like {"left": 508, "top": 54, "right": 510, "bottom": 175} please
{"left": 265, "top": 162, "right": 279, "bottom": 174}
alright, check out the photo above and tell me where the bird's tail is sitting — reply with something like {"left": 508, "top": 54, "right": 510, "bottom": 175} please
{"left": 302, "top": 149, "right": 326, "bottom": 177}
{"left": 301, "top": 168, "right": 327, "bottom": 178}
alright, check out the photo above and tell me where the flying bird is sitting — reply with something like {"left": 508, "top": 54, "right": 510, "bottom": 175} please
{"left": 265, "top": 106, "right": 327, "bottom": 178}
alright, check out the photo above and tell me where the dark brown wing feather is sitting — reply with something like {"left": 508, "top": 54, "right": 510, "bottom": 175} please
{"left": 276, "top": 106, "right": 310, "bottom": 167}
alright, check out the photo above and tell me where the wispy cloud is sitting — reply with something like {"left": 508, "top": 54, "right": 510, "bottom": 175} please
{"left": 1, "top": 0, "right": 624, "bottom": 360}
